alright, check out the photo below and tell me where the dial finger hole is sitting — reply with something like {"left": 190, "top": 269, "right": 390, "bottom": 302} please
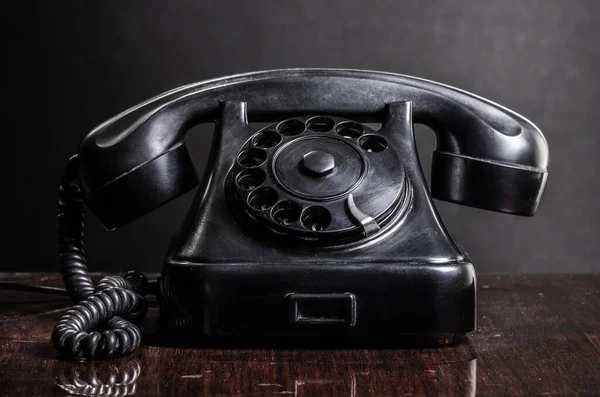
{"left": 277, "top": 119, "right": 305, "bottom": 136}
{"left": 301, "top": 206, "right": 332, "bottom": 231}
{"left": 271, "top": 200, "right": 301, "bottom": 225}
{"left": 236, "top": 168, "right": 266, "bottom": 190}
{"left": 248, "top": 187, "right": 278, "bottom": 210}
{"left": 252, "top": 130, "right": 282, "bottom": 149}
{"left": 307, "top": 116, "right": 335, "bottom": 132}
{"left": 238, "top": 148, "right": 267, "bottom": 167}
{"left": 336, "top": 121, "right": 364, "bottom": 139}
{"left": 358, "top": 135, "right": 388, "bottom": 153}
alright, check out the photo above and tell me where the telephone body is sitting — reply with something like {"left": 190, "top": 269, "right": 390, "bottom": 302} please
{"left": 53, "top": 69, "right": 548, "bottom": 359}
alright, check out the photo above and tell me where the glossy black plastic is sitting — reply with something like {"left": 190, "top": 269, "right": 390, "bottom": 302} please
{"left": 70, "top": 69, "right": 548, "bottom": 341}
{"left": 156, "top": 100, "right": 477, "bottom": 339}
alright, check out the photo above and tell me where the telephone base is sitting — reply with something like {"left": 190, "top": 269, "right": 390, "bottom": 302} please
{"left": 159, "top": 260, "right": 476, "bottom": 341}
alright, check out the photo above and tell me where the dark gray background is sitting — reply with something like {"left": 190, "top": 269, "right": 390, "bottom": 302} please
{"left": 4, "top": 0, "right": 599, "bottom": 273}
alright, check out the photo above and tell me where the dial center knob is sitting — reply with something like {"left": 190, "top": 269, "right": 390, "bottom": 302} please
{"left": 273, "top": 136, "right": 365, "bottom": 200}
{"left": 301, "top": 150, "right": 335, "bottom": 176}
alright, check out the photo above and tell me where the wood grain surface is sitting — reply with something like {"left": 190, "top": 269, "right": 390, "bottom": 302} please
{"left": 0, "top": 273, "right": 598, "bottom": 396}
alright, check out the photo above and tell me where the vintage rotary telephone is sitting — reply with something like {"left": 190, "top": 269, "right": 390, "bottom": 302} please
{"left": 49, "top": 69, "right": 548, "bottom": 359}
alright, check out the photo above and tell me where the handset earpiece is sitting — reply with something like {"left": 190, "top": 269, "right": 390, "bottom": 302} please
{"left": 83, "top": 143, "right": 198, "bottom": 230}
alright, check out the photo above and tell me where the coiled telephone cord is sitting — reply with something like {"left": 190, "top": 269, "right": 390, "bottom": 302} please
{"left": 50, "top": 156, "right": 151, "bottom": 359}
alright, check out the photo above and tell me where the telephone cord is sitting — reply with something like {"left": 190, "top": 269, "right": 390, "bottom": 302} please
{"left": 49, "top": 156, "right": 151, "bottom": 360}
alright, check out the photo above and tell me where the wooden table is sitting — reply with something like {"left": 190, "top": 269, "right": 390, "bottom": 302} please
{"left": 0, "top": 273, "right": 598, "bottom": 396}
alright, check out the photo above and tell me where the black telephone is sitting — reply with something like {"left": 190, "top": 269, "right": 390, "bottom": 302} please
{"left": 52, "top": 69, "right": 549, "bottom": 359}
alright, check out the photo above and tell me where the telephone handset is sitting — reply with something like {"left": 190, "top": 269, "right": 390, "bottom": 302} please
{"left": 52, "top": 69, "right": 548, "bottom": 359}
